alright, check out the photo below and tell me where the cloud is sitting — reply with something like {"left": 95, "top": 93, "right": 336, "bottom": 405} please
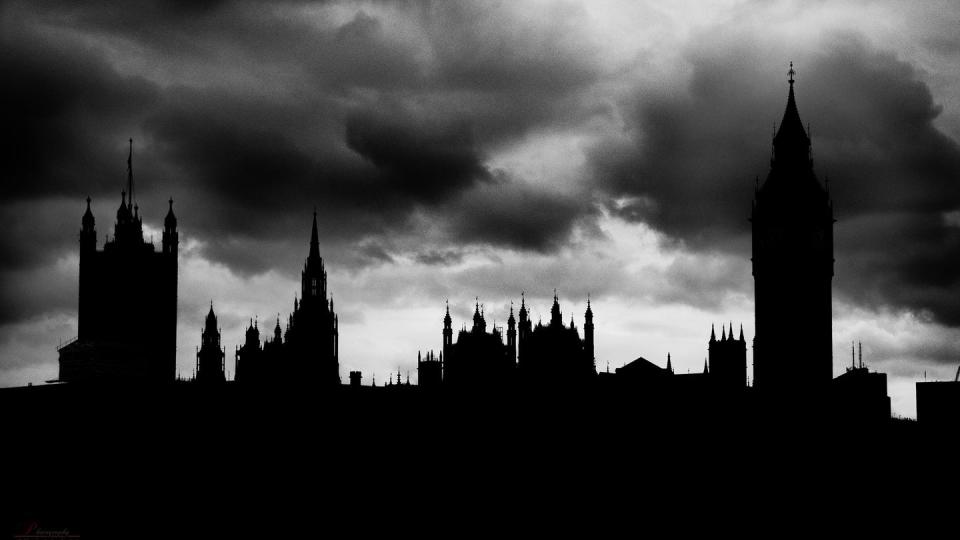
{"left": 444, "top": 176, "right": 600, "bottom": 252}
{"left": 590, "top": 29, "right": 960, "bottom": 326}
{"left": 1, "top": 16, "right": 158, "bottom": 202}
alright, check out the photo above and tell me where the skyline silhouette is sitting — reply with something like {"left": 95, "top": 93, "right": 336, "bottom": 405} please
{"left": 4, "top": 1, "right": 960, "bottom": 421}
{"left": 24, "top": 71, "right": 913, "bottom": 428}
{"left": 4, "top": 3, "right": 960, "bottom": 534}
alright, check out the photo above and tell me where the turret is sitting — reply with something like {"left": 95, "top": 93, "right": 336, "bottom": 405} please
{"left": 81, "top": 197, "right": 96, "bottom": 251}
{"left": 163, "top": 198, "right": 178, "bottom": 255}
{"left": 472, "top": 298, "right": 486, "bottom": 333}
{"left": 517, "top": 292, "right": 530, "bottom": 366}
{"left": 507, "top": 302, "right": 517, "bottom": 365}
{"left": 77, "top": 197, "right": 97, "bottom": 340}
{"left": 196, "top": 302, "right": 225, "bottom": 383}
{"left": 550, "top": 290, "right": 562, "bottom": 327}
{"left": 584, "top": 297, "right": 595, "bottom": 372}
{"left": 442, "top": 300, "right": 453, "bottom": 362}
{"left": 245, "top": 318, "right": 260, "bottom": 348}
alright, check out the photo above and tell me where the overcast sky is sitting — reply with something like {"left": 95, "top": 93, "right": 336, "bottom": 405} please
{"left": 2, "top": 0, "right": 959, "bottom": 417}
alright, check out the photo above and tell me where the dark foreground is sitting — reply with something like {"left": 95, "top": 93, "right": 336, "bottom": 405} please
{"left": 0, "top": 382, "right": 946, "bottom": 536}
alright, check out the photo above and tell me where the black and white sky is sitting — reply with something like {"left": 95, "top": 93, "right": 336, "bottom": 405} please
{"left": 2, "top": 0, "right": 959, "bottom": 417}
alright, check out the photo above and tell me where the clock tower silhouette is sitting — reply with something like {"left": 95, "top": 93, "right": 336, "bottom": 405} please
{"left": 751, "top": 64, "right": 835, "bottom": 399}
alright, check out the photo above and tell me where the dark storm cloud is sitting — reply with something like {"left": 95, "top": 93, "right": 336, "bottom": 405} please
{"left": 344, "top": 107, "right": 490, "bottom": 204}
{"left": 591, "top": 31, "right": 960, "bottom": 326}
{"left": 1, "top": 18, "right": 158, "bottom": 201}
{"left": 0, "top": 0, "right": 604, "bottom": 323}
{"left": 448, "top": 177, "right": 599, "bottom": 252}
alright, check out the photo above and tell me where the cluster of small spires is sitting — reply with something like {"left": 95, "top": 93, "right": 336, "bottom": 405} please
{"left": 709, "top": 322, "right": 745, "bottom": 342}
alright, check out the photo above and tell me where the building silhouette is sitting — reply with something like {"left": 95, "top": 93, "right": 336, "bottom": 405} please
{"left": 442, "top": 300, "right": 513, "bottom": 386}
{"left": 517, "top": 293, "right": 595, "bottom": 384}
{"left": 435, "top": 293, "right": 595, "bottom": 387}
{"left": 751, "top": 64, "right": 834, "bottom": 397}
{"left": 283, "top": 211, "right": 340, "bottom": 385}
{"left": 831, "top": 343, "right": 890, "bottom": 423}
{"left": 417, "top": 350, "right": 443, "bottom": 388}
{"left": 37, "top": 70, "right": 921, "bottom": 426}
{"left": 614, "top": 325, "right": 748, "bottom": 393}
{"left": 234, "top": 319, "right": 261, "bottom": 383}
{"left": 709, "top": 323, "right": 747, "bottom": 390}
{"left": 916, "top": 379, "right": 960, "bottom": 426}
{"left": 57, "top": 140, "right": 178, "bottom": 383}
{"left": 196, "top": 303, "right": 226, "bottom": 383}
{"left": 230, "top": 212, "right": 339, "bottom": 386}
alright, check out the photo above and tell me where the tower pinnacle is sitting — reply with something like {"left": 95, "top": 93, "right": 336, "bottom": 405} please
{"left": 309, "top": 208, "right": 320, "bottom": 259}
{"left": 127, "top": 138, "right": 134, "bottom": 208}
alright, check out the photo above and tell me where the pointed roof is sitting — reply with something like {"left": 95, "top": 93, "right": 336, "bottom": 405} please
{"left": 165, "top": 198, "right": 177, "bottom": 229}
{"left": 309, "top": 208, "right": 320, "bottom": 259}
{"left": 710, "top": 324, "right": 716, "bottom": 342}
{"left": 739, "top": 324, "right": 745, "bottom": 341}
{"left": 773, "top": 62, "right": 811, "bottom": 164}
{"left": 666, "top": 353, "right": 673, "bottom": 374}
{"left": 116, "top": 191, "right": 131, "bottom": 222}
{"left": 444, "top": 299, "right": 452, "bottom": 325}
{"left": 82, "top": 197, "right": 95, "bottom": 229}
{"left": 550, "top": 290, "right": 562, "bottom": 326}
{"left": 205, "top": 302, "right": 217, "bottom": 330}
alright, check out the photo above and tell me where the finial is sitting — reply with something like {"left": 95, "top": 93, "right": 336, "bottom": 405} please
{"left": 788, "top": 61, "right": 795, "bottom": 85}
{"left": 86, "top": 196, "right": 91, "bottom": 206}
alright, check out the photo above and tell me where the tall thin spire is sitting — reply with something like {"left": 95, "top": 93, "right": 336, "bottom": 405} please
{"left": 127, "top": 138, "right": 134, "bottom": 208}
{"left": 309, "top": 208, "right": 320, "bottom": 259}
